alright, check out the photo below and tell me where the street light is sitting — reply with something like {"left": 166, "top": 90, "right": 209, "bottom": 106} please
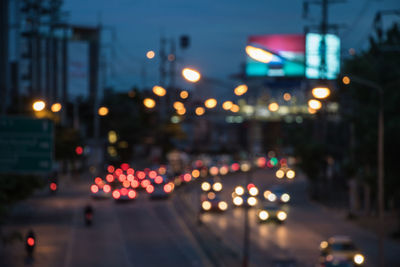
{"left": 245, "top": 45, "right": 274, "bottom": 63}
{"left": 51, "top": 103, "right": 62, "bottom": 113}
{"left": 143, "top": 98, "right": 156, "bottom": 109}
{"left": 195, "top": 107, "right": 205, "bottom": 116}
{"left": 173, "top": 101, "right": 184, "bottom": 110}
{"left": 32, "top": 100, "right": 46, "bottom": 111}
{"left": 308, "top": 99, "right": 322, "bottom": 110}
{"left": 180, "top": 90, "right": 189, "bottom": 99}
{"left": 98, "top": 106, "right": 109, "bottom": 116}
{"left": 268, "top": 102, "right": 279, "bottom": 112}
{"left": 312, "top": 87, "right": 331, "bottom": 99}
{"left": 182, "top": 68, "right": 201, "bottom": 83}
{"left": 234, "top": 84, "right": 248, "bottom": 96}
{"left": 230, "top": 104, "right": 240, "bottom": 113}
{"left": 222, "top": 101, "right": 233, "bottom": 110}
{"left": 146, "top": 50, "right": 155, "bottom": 59}
{"left": 152, "top": 85, "right": 166, "bottom": 97}
{"left": 204, "top": 98, "right": 217, "bottom": 109}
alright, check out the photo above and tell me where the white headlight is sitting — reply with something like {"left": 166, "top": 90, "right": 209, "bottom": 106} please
{"left": 201, "top": 182, "right": 211, "bottom": 191}
{"left": 218, "top": 201, "right": 228, "bottom": 211}
{"left": 281, "top": 193, "right": 290, "bottom": 202}
{"left": 202, "top": 201, "right": 211, "bottom": 210}
{"left": 259, "top": 210, "right": 269, "bottom": 220}
{"left": 235, "top": 186, "right": 244, "bottom": 195}
{"left": 247, "top": 197, "right": 257, "bottom": 206}
{"left": 286, "top": 170, "right": 295, "bottom": 179}
{"left": 267, "top": 193, "right": 277, "bottom": 202}
{"left": 277, "top": 211, "right": 287, "bottom": 221}
{"left": 233, "top": 196, "right": 243, "bottom": 206}
{"left": 354, "top": 254, "right": 364, "bottom": 265}
{"left": 212, "top": 182, "right": 222, "bottom": 192}
{"left": 249, "top": 187, "right": 259, "bottom": 196}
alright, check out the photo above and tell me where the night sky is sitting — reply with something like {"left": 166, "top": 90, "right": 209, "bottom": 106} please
{"left": 62, "top": 0, "right": 399, "bottom": 92}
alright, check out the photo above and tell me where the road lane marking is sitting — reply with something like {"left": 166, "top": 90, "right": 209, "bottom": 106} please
{"left": 63, "top": 203, "right": 79, "bottom": 267}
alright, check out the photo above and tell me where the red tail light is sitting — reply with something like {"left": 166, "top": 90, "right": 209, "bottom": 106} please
{"left": 231, "top": 163, "right": 240, "bottom": 171}
{"left": 127, "top": 168, "right": 135, "bottom": 175}
{"left": 131, "top": 180, "right": 139, "bottom": 188}
{"left": 247, "top": 183, "right": 255, "bottom": 190}
{"left": 27, "top": 237, "right": 35, "bottom": 246}
{"left": 119, "top": 174, "right": 127, "bottom": 182}
{"left": 127, "top": 174, "right": 134, "bottom": 181}
{"left": 107, "top": 165, "right": 115, "bottom": 173}
{"left": 50, "top": 182, "right": 57, "bottom": 191}
{"left": 146, "top": 185, "right": 154, "bottom": 193}
{"left": 141, "top": 180, "right": 150, "bottom": 188}
{"left": 164, "top": 184, "right": 172, "bottom": 193}
{"left": 155, "top": 176, "right": 163, "bottom": 184}
{"left": 120, "top": 188, "right": 128, "bottom": 196}
{"left": 103, "top": 184, "right": 111, "bottom": 193}
{"left": 115, "top": 168, "right": 123, "bottom": 176}
{"left": 121, "top": 163, "right": 129, "bottom": 171}
{"left": 183, "top": 173, "right": 191, "bottom": 182}
{"left": 137, "top": 171, "right": 145, "bottom": 180}
{"left": 94, "top": 177, "right": 102, "bottom": 184}
{"left": 112, "top": 190, "right": 120, "bottom": 199}
{"left": 149, "top": 171, "right": 157, "bottom": 179}
{"left": 128, "top": 190, "right": 137, "bottom": 199}
{"left": 91, "top": 184, "right": 99, "bottom": 193}
{"left": 106, "top": 174, "right": 114, "bottom": 183}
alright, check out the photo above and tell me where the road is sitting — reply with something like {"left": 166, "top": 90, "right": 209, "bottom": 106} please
{"left": 2, "top": 168, "right": 400, "bottom": 267}
{"left": 182, "top": 168, "right": 400, "bottom": 267}
{"left": 0, "top": 173, "right": 210, "bottom": 267}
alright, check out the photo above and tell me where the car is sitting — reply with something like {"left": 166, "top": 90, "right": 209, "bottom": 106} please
{"left": 201, "top": 192, "right": 228, "bottom": 212}
{"left": 232, "top": 185, "right": 258, "bottom": 207}
{"left": 263, "top": 185, "right": 290, "bottom": 203}
{"left": 90, "top": 178, "right": 112, "bottom": 199}
{"left": 201, "top": 178, "right": 223, "bottom": 193}
{"left": 320, "top": 236, "right": 365, "bottom": 266}
{"left": 149, "top": 176, "right": 174, "bottom": 199}
{"left": 112, "top": 188, "right": 137, "bottom": 201}
{"left": 257, "top": 203, "right": 287, "bottom": 223}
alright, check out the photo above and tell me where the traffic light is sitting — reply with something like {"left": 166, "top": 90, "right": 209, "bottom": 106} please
{"left": 75, "top": 146, "right": 83, "bottom": 155}
{"left": 180, "top": 35, "right": 190, "bottom": 49}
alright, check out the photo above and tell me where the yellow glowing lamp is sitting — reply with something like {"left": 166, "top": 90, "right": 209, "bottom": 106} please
{"left": 204, "top": 98, "right": 217, "bottom": 109}
{"left": 182, "top": 68, "right": 201, "bottom": 83}
{"left": 143, "top": 98, "right": 156, "bottom": 109}
{"left": 51, "top": 103, "right": 62, "bottom": 112}
{"left": 98, "top": 106, "right": 109, "bottom": 116}
{"left": 312, "top": 87, "right": 330, "bottom": 99}
{"left": 234, "top": 84, "right": 248, "bottom": 96}
{"left": 195, "top": 107, "right": 205, "bottom": 116}
{"left": 222, "top": 101, "right": 233, "bottom": 110}
{"left": 33, "top": 100, "right": 46, "bottom": 111}
{"left": 152, "top": 85, "right": 166, "bottom": 97}
{"left": 245, "top": 45, "right": 274, "bottom": 63}
{"left": 308, "top": 99, "right": 322, "bottom": 110}
{"left": 268, "top": 102, "right": 279, "bottom": 112}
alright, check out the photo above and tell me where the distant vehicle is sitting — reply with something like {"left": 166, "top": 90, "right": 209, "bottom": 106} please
{"left": 90, "top": 183, "right": 111, "bottom": 199}
{"left": 149, "top": 176, "right": 174, "bottom": 199}
{"left": 257, "top": 203, "right": 287, "bottom": 223}
{"left": 112, "top": 188, "right": 137, "bottom": 201}
{"left": 320, "top": 236, "right": 365, "bottom": 266}
{"left": 84, "top": 205, "right": 93, "bottom": 226}
{"left": 232, "top": 185, "right": 258, "bottom": 207}
{"left": 201, "top": 192, "right": 228, "bottom": 212}
{"left": 201, "top": 178, "right": 223, "bottom": 193}
{"left": 319, "top": 254, "right": 354, "bottom": 267}
{"left": 263, "top": 186, "right": 290, "bottom": 203}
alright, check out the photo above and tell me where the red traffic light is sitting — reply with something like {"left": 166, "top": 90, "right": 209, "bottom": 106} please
{"left": 27, "top": 237, "right": 35, "bottom": 246}
{"left": 50, "top": 182, "right": 57, "bottom": 191}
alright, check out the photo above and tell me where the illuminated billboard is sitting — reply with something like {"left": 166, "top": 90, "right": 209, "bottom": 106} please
{"left": 246, "top": 35, "right": 306, "bottom": 77}
{"left": 245, "top": 33, "right": 340, "bottom": 79}
{"left": 305, "top": 33, "right": 340, "bottom": 79}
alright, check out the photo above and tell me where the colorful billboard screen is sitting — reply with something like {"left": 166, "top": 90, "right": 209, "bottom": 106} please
{"left": 246, "top": 35, "right": 306, "bottom": 77}
{"left": 305, "top": 33, "right": 340, "bottom": 80}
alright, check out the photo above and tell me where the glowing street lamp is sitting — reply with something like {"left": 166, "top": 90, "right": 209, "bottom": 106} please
{"left": 342, "top": 76, "right": 350, "bottom": 85}
{"left": 98, "top": 106, "right": 109, "bottom": 116}
{"left": 268, "top": 102, "right": 279, "bottom": 112}
{"left": 312, "top": 87, "right": 331, "bottom": 99}
{"left": 182, "top": 68, "right": 201, "bottom": 83}
{"left": 222, "top": 101, "right": 233, "bottom": 110}
{"left": 308, "top": 99, "right": 322, "bottom": 110}
{"left": 245, "top": 45, "right": 274, "bottom": 63}
{"left": 143, "top": 98, "right": 156, "bottom": 109}
{"left": 152, "top": 85, "right": 166, "bottom": 97}
{"left": 51, "top": 103, "right": 62, "bottom": 112}
{"left": 230, "top": 104, "right": 240, "bottom": 113}
{"left": 180, "top": 90, "right": 189, "bottom": 99}
{"left": 234, "top": 84, "right": 248, "bottom": 96}
{"left": 195, "top": 107, "right": 205, "bottom": 116}
{"left": 146, "top": 50, "right": 155, "bottom": 59}
{"left": 204, "top": 98, "right": 217, "bottom": 109}
{"left": 173, "top": 101, "right": 184, "bottom": 110}
{"left": 32, "top": 100, "right": 46, "bottom": 111}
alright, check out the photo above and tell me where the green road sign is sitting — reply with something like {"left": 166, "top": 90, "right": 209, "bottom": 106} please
{"left": 0, "top": 116, "right": 54, "bottom": 174}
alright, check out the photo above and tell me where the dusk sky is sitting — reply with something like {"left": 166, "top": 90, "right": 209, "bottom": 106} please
{"left": 62, "top": 0, "right": 399, "bottom": 92}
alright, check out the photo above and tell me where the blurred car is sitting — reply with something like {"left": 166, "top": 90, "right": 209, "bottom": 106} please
{"left": 201, "top": 192, "right": 228, "bottom": 212}
{"left": 90, "top": 183, "right": 112, "bottom": 199}
{"left": 149, "top": 176, "right": 174, "bottom": 199}
{"left": 112, "top": 188, "right": 137, "bottom": 201}
{"left": 232, "top": 185, "right": 258, "bottom": 208}
{"left": 319, "top": 254, "right": 355, "bottom": 267}
{"left": 201, "top": 178, "right": 223, "bottom": 193}
{"left": 263, "top": 186, "right": 290, "bottom": 204}
{"left": 257, "top": 203, "right": 287, "bottom": 223}
{"left": 320, "top": 236, "right": 365, "bottom": 266}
